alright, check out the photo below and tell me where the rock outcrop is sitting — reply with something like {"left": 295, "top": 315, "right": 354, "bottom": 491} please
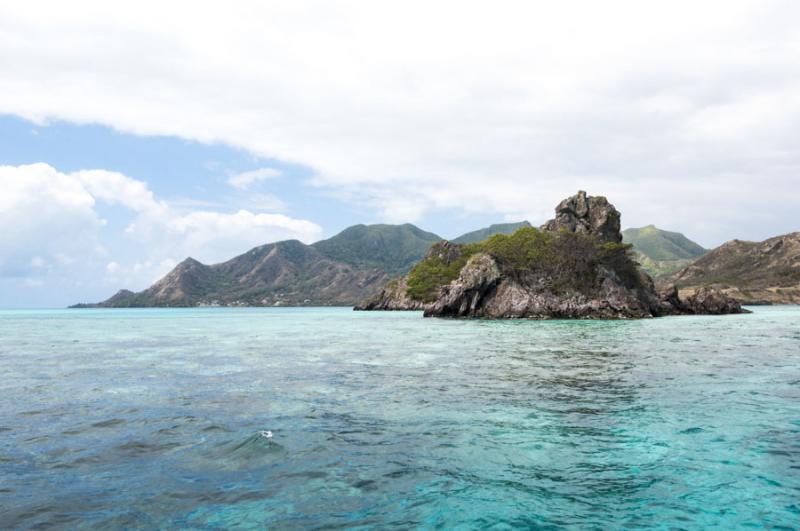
{"left": 355, "top": 241, "right": 464, "bottom": 311}
{"left": 656, "top": 285, "right": 746, "bottom": 315}
{"left": 357, "top": 191, "right": 748, "bottom": 319}
{"left": 354, "top": 276, "right": 428, "bottom": 311}
{"left": 423, "top": 251, "right": 661, "bottom": 319}
{"left": 541, "top": 190, "right": 622, "bottom": 243}
{"left": 423, "top": 253, "right": 502, "bottom": 316}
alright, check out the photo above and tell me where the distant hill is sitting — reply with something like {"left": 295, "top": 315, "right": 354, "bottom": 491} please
{"left": 622, "top": 225, "right": 706, "bottom": 261}
{"left": 452, "top": 221, "right": 531, "bottom": 244}
{"left": 622, "top": 225, "right": 706, "bottom": 278}
{"left": 632, "top": 253, "right": 694, "bottom": 278}
{"left": 73, "top": 223, "right": 442, "bottom": 308}
{"left": 311, "top": 223, "right": 441, "bottom": 275}
{"left": 73, "top": 239, "right": 391, "bottom": 307}
{"left": 663, "top": 232, "right": 800, "bottom": 304}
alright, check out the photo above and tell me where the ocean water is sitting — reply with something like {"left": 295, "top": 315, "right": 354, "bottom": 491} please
{"left": 0, "top": 307, "right": 798, "bottom": 529}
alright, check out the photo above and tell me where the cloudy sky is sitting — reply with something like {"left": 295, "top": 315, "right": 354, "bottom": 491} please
{"left": 1, "top": 0, "right": 799, "bottom": 307}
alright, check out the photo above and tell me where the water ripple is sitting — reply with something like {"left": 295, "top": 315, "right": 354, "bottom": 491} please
{"left": 0, "top": 306, "right": 798, "bottom": 528}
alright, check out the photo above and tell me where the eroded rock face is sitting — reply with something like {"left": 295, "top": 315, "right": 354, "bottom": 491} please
{"left": 423, "top": 253, "right": 501, "bottom": 317}
{"left": 656, "top": 285, "right": 749, "bottom": 315}
{"left": 684, "top": 287, "right": 749, "bottom": 314}
{"left": 354, "top": 276, "right": 428, "bottom": 311}
{"left": 541, "top": 190, "right": 622, "bottom": 243}
{"left": 423, "top": 253, "right": 660, "bottom": 319}
{"left": 422, "top": 240, "right": 464, "bottom": 267}
{"left": 656, "top": 285, "right": 684, "bottom": 315}
{"left": 355, "top": 241, "right": 468, "bottom": 311}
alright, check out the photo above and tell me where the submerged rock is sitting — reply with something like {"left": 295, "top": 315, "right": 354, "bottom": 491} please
{"left": 358, "top": 191, "right": 748, "bottom": 319}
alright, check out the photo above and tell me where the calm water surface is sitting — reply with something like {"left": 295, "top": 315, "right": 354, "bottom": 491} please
{"left": 0, "top": 307, "right": 798, "bottom": 529}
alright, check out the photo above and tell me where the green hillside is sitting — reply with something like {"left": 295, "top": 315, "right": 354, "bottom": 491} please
{"left": 311, "top": 223, "right": 442, "bottom": 275}
{"left": 622, "top": 225, "right": 706, "bottom": 261}
{"left": 633, "top": 252, "right": 694, "bottom": 278}
{"left": 452, "top": 221, "right": 531, "bottom": 244}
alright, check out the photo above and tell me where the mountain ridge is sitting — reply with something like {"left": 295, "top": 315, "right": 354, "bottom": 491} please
{"left": 662, "top": 232, "right": 800, "bottom": 304}
{"left": 622, "top": 225, "right": 706, "bottom": 261}
{"left": 622, "top": 225, "right": 706, "bottom": 278}
{"left": 72, "top": 221, "right": 523, "bottom": 307}
{"left": 311, "top": 223, "right": 441, "bottom": 275}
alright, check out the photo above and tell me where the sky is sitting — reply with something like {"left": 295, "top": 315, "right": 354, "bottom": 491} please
{"left": 1, "top": 0, "right": 799, "bottom": 307}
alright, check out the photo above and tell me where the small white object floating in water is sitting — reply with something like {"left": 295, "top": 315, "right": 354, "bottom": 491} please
{"left": 259, "top": 430, "right": 273, "bottom": 439}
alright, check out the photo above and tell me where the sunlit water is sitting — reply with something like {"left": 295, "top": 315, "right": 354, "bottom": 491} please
{"left": 1, "top": 307, "right": 799, "bottom": 529}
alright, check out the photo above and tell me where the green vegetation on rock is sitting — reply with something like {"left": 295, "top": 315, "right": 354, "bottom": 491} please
{"left": 406, "top": 227, "right": 638, "bottom": 302}
{"left": 406, "top": 243, "right": 480, "bottom": 302}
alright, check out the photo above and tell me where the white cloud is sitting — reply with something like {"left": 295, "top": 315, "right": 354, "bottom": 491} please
{"left": 76, "top": 169, "right": 167, "bottom": 214}
{"left": 73, "top": 166, "right": 320, "bottom": 262}
{"left": 103, "top": 258, "right": 178, "bottom": 289}
{"left": 243, "top": 193, "right": 287, "bottom": 212}
{"left": 161, "top": 210, "right": 321, "bottom": 263}
{"left": 228, "top": 167, "right": 282, "bottom": 190}
{"left": 0, "top": 163, "right": 102, "bottom": 277}
{"left": 0, "top": 163, "right": 322, "bottom": 304}
{"left": 0, "top": 1, "right": 799, "bottom": 245}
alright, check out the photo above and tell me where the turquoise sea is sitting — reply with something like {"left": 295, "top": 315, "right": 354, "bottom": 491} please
{"left": 0, "top": 307, "right": 798, "bottom": 529}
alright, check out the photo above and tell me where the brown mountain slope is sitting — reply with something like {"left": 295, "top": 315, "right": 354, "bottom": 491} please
{"left": 663, "top": 232, "right": 800, "bottom": 304}
{"left": 74, "top": 240, "right": 390, "bottom": 307}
